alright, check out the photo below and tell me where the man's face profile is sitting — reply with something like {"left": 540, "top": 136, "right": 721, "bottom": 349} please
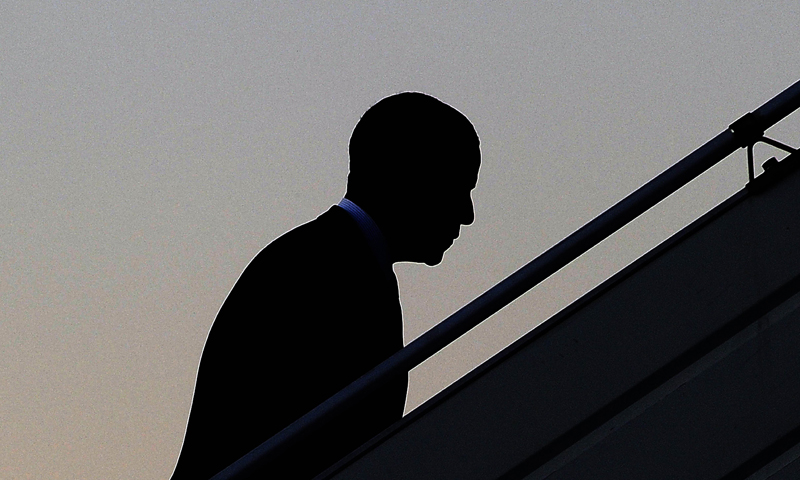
{"left": 398, "top": 144, "right": 480, "bottom": 266}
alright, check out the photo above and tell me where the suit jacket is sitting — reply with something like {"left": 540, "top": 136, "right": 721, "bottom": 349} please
{"left": 172, "top": 205, "right": 406, "bottom": 479}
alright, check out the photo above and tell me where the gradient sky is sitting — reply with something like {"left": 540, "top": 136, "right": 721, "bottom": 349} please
{"left": 3, "top": 2, "right": 800, "bottom": 478}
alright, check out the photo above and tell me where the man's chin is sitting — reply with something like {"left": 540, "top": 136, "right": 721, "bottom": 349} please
{"left": 423, "top": 257, "right": 443, "bottom": 267}
{"left": 422, "top": 249, "right": 447, "bottom": 266}
{"left": 407, "top": 239, "right": 453, "bottom": 266}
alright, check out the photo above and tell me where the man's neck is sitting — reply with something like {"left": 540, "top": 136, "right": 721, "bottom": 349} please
{"left": 338, "top": 198, "right": 394, "bottom": 274}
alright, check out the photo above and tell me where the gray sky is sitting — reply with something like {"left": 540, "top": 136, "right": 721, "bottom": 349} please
{"left": 2, "top": 2, "right": 800, "bottom": 478}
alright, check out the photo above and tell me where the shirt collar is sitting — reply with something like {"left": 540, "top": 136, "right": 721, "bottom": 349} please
{"left": 337, "top": 198, "right": 393, "bottom": 275}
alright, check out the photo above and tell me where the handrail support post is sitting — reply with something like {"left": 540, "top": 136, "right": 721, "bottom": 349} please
{"left": 730, "top": 111, "right": 799, "bottom": 182}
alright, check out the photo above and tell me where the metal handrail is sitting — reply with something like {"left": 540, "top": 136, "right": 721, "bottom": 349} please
{"left": 212, "top": 78, "right": 800, "bottom": 480}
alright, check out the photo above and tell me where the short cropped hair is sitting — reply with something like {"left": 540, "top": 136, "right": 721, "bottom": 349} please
{"left": 348, "top": 92, "right": 479, "bottom": 192}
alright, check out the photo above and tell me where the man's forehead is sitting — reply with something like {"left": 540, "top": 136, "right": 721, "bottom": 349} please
{"left": 408, "top": 141, "right": 479, "bottom": 184}
{"left": 463, "top": 150, "right": 481, "bottom": 183}
{"left": 441, "top": 165, "right": 480, "bottom": 192}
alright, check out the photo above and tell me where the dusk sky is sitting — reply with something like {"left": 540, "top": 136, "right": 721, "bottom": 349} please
{"left": 3, "top": 2, "right": 800, "bottom": 478}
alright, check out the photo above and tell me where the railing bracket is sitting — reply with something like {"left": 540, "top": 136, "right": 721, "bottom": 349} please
{"left": 730, "top": 112, "right": 798, "bottom": 182}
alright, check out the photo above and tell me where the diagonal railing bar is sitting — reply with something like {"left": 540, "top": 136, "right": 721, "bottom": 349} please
{"left": 212, "top": 78, "right": 800, "bottom": 480}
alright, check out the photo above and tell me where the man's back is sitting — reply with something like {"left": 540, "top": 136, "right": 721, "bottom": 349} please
{"left": 172, "top": 206, "right": 406, "bottom": 479}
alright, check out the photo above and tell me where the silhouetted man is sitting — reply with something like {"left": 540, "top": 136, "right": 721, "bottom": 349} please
{"left": 171, "top": 92, "right": 480, "bottom": 479}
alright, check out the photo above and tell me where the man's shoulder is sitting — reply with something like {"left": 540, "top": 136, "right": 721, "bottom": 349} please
{"left": 280, "top": 205, "right": 354, "bottom": 242}
{"left": 261, "top": 205, "right": 359, "bottom": 259}
{"left": 243, "top": 205, "right": 370, "bottom": 279}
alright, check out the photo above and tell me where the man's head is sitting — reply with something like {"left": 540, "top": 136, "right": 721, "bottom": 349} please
{"left": 345, "top": 92, "right": 480, "bottom": 266}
